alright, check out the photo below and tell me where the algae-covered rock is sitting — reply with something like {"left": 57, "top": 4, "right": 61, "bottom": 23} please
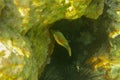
{"left": 84, "top": 0, "right": 104, "bottom": 19}
{"left": 0, "top": 26, "right": 37, "bottom": 80}
{"left": 0, "top": 0, "right": 4, "bottom": 16}
{"left": 1, "top": 0, "right": 120, "bottom": 80}
{"left": 26, "top": 0, "right": 104, "bottom": 78}
{"left": 40, "top": 0, "right": 120, "bottom": 80}
{"left": 0, "top": 0, "right": 23, "bottom": 34}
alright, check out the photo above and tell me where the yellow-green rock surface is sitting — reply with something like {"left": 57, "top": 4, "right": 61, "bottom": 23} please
{"left": 0, "top": 0, "right": 114, "bottom": 80}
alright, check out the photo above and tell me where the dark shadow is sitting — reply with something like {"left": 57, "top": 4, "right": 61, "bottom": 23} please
{"left": 39, "top": 14, "right": 109, "bottom": 80}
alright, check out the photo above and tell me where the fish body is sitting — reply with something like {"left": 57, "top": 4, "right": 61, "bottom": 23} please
{"left": 51, "top": 30, "right": 72, "bottom": 56}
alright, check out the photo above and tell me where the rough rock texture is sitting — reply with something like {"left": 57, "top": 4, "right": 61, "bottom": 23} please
{"left": 0, "top": 26, "right": 37, "bottom": 80}
{"left": 0, "top": 0, "right": 120, "bottom": 80}
{"left": 40, "top": 0, "right": 120, "bottom": 80}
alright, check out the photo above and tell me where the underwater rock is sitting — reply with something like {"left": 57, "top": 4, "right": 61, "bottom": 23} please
{"left": 0, "top": 26, "right": 37, "bottom": 80}
{"left": 0, "top": 0, "right": 4, "bottom": 16}
{"left": 1, "top": 0, "right": 120, "bottom": 80}
{"left": 84, "top": 0, "right": 104, "bottom": 19}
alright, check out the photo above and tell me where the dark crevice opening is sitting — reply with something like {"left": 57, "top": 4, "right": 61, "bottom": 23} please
{"left": 39, "top": 15, "right": 109, "bottom": 80}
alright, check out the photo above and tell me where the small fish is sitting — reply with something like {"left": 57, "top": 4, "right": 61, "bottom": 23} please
{"left": 51, "top": 30, "right": 72, "bottom": 56}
